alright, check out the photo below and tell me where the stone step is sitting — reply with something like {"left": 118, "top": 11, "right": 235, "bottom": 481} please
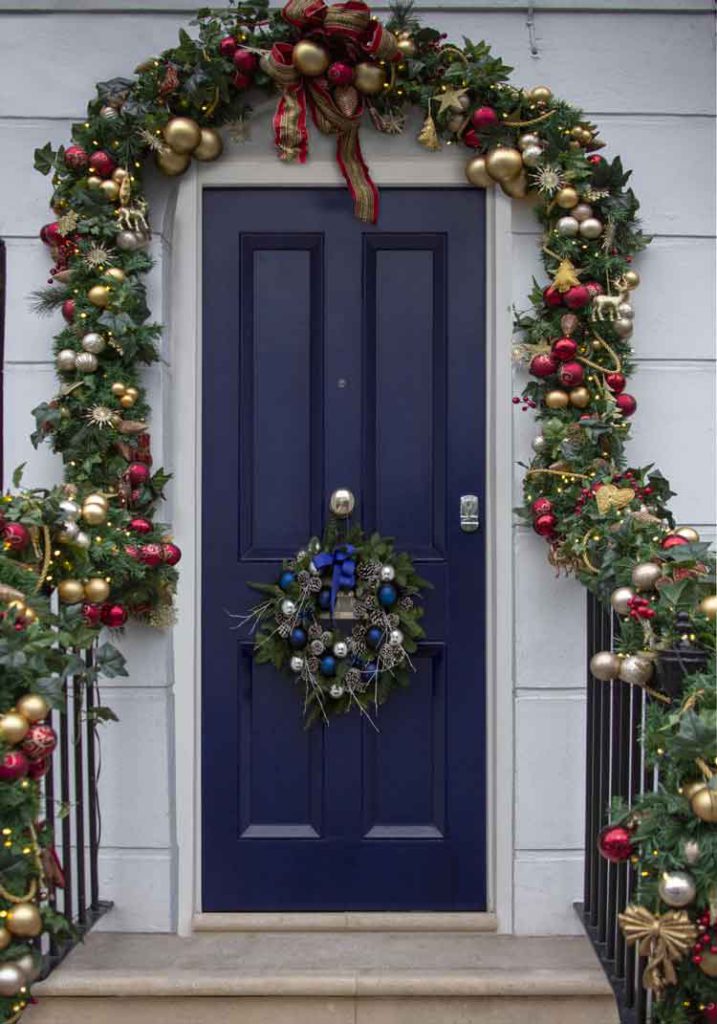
{"left": 24, "top": 931, "right": 619, "bottom": 1024}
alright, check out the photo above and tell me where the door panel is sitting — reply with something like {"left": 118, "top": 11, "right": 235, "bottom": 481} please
{"left": 202, "top": 188, "right": 486, "bottom": 911}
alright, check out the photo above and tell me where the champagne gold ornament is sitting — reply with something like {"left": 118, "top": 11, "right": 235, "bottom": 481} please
{"left": 111, "top": 382, "right": 126, "bottom": 397}
{"left": 618, "top": 654, "right": 653, "bottom": 687}
{"left": 698, "top": 594, "right": 717, "bottom": 620}
{"left": 99, "top": 179, "right": 120, "bottom": 202}
{"left": 623, "top": 269, "right": 640, "bottom": 289}
{"left": 354, "top": 62, "right": 386, "bottom": 95}
{"left": 193, "top": 128, "right": 224, "bottom": 162}
{"left": 87, "top": 284, "right": 110, "bottom": 308}
{"left": 501, "top": 173, "right": 530, "bottom": 199}
{"left": 0, "top": 928, "right": 10, "bottom": 952}
{"left": 0, "top": 963, "right": 25, "bottom": 998}
{"left": 544, "top": 389, "right": 569, "bottom": 410}
{"left": 85, "top": 493, "right": 108, "bottom": 510}
{"left": 485, "top": 147, "right": 523, "bottom": 182}
{"left": 572, "top": 203, "right": 593, "bottom": 222}
{"left": 86, "top": 175, "right": 102, "bottom": 190}
{"left": 112, "top": 167, "right": 129, "bottom": 184}
{"left": 15, "top": 694, "right": 49, "bottom": 724}
{"left": 104, "top": 267, "right": 126, "bottom": 284}
{"left": 292, "top": 39, "right": 330, "bottom": 76}
{"left": 529, "top": 85, "right": 552, "bottom": 104}
{"left": 613, "top": 318, "right": 634, "bottom": 339}
{"left": 6, "top": 903, "right": 42, "bottom": 938}
{"left": 681, "top": 778, "right": 706, "bottom": 801}
{"left": 163, "top": 116, "right": 202, "bottom": 154}
{"left": 631, "top": 562, "right": 661, "bottom": 591}
{"left": 56, "top": 349, "right": 77, "bottom": 372}
{"left": 396, "top": 32, "right": 417, "bottom": 57}
{"left": 521, "top": 144, "right": 543, "bottom": 168}
{"left": 589, "top": 650, "right": 620, "bottom": 681}
{"left": 74, "top": 352, "right": 98, "bottom": 373}
{"left": 120, "top": 394, "right": 136, "bottom": 408}
{"left": 465, "top": 156, "right": 493, "bottom": 189}
{"left": 81, "top": 502, "right": 107, "bottom": 526}
{"left": 674, "top": 526, "right": 700, "bottom": 543}
{"left": 681, "top": 839, "right": 700, "bottom": 865}
{"left": 657, "top": 870, "right": 696, "bottom": 908}
{"left": 14, "top": 951, "right": 42, "bottom": 984}
{"left": 57, "top": 579, "right": 85, "bottom": 604}
{"left": 690, "top": 784, "right": 717, "bottom": 823}
{"left": 155, "top": 149, "right": 191, "bottom": 177}
{"left": 569, "top": 387, "right": 590, "bottom": 408}
{"left": 556, "top": 187, "right": 579, "bottom": 209}
{"left": 84, "top": 578, "right": 110, "bottom": 604}
{"left": 0, "top": 712, "right": 30, "bottom": 745}
{"left": 125, "top": 387, "right": 139, "bottom": 401}
{"left": 579, "top": 217, "right": 603, "bottom": 239}
{"left": 557, "top": 216, "right": 579, "bottom": 237}
{"left": 611, "top": 586, "right": 635, "bottom": 616}
{"left": 81, "top": 332, "right": 106, "bottom": 354}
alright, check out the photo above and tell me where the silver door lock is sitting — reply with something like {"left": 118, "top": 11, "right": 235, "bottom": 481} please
{"left": 460, "top": 495, "right": 480, "bottom": 532}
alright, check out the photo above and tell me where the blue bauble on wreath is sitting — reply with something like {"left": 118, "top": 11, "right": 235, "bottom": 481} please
{"left": 318, "top": 588, "right": 332, "bottom": 611}
{"left": 289, "top": 626, "right": 307, "bottom": 649}
{"left": 366, "top": 626, "right": 383, "bottom": 649}
{"left": 320, "top": 655, "right": 337, "bottom": 676}
{"left": 378, "top": 583, "right": 398, "bottom": 608}
{"left": 279, "top": 570, "right": 296, "bottom": 591}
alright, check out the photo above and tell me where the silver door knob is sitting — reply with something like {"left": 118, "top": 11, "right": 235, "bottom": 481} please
{"left": 329, "top": 489, "right": 355, "bottom": 518}
{"left": 460, "top": 495, "right": 480, "bottom": 532}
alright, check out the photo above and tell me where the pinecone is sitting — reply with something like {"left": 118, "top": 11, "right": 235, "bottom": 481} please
{"left": 308, "top": 623, "right": 323, "bottom": 639}
{"left": 400, "top": 596, "right": 414, "bottom": 610}
{"left": 388, "top": 613, "right": 399, "bottom": 627}
{"left": 358, "top": 561, "right": 381, "bottom": 585}
{"left": 297, "top": 570, "right": 311, "bottom": 589}
{"left": 344, "top": 668, "right": 362, "bottom": 690}
{"left": 309, "top": 576, "right": 322, "bottom": 593}
{"left": 307, "top": 656, "right": 320, "bottom": 673}
{"left": 278, "top": 621, "right": 292, "bottom": 638}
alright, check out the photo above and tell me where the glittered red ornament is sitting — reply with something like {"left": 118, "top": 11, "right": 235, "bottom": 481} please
{"left": 232, "top": 71, "right": 252, "bottom": 90}
{"left": 40, "top": 221, "right": 62, "bottom": 246}
{"left": 64, "top": 145, "right": 89, "bottom": 171}
{"left": 3, "top": 522, "right": 31, "bottom": 550}
{"left": 127, "top": 462, "right": 150, "bottom": 486}
{"left": 563, "top": 285, "right": 592, "bottom": 310}
{"left": 661, "top": 535, "right": 689, "bottom": 550}
{"left": 0, "top": 751, "right": 29, "bottom": 782}
{"left": 615, "top": 393, "right": 637, "bottom": 417}
{"left": 62, "top": 298, "right": 75, "bottom": 322}
{"left": 597, "top": 824, "right": 635, "bottom": 863}
{"left": 233, "top": 48, "right": 258, "bottom": 74}
{"left": 543, "top": 285, "right": 563, "bottom": 308}
{"left": 82, "top": 602, "right": 102, "bottom": 626}
{"left": 703, "top": 1004, "right": 717, "bottom": 1024}
{"left": 463, "top": 129, "right": 480, "bottom": 149}
{"left": 605, "top": 372, "right": 626, "bottom": 394}
{"left": 129, "top": 517, "right": 152, "bottom": 534}
{"left": 327, "top": 61, "right": 354, "bottom": 85}
{"left": 471, "top": 106, "right": 498, "bottom": 130}
{"left": 163, "top": 542, "right": 182, "bottom": 566}
{"left": 125, "top": 544, "right": 140, "bottom": 560}
{"left": 530, "top": 354, "right": 558, "bottom": 378}
{"left": 28, "top": 757, "right": 50, "bottom": 781}
{"left": 552, "top": 338, "right": 577, "bottom": 361}
{"left": 139, "top": 543, "right": 164, "bottom": 567}
{"left": 585, "top": 281, "right": 603, "bottom": 297}
{"left": 218, "top": 35, "right": 237, "bottom": 58}
{"left": 533, "top": 513, "right": 557, "bottom": 538}
{"left": 88, "top": 150, "right": 116, "bottom": 178}
{"left": 531, "top": 498, "right": 553, "bottom": 517}
{"left": 101, "top": 603, "right": 128, "bottom": 628}
{"left": 558, "top": 361, "right": 585, "bottom": 387}
{"left": 21, "top": 723, "right": 58, "bottom": 762}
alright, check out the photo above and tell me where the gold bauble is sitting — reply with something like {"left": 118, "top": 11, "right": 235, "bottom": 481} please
{"left": 623, "top": 269, "right": 640, "bottom": 289}
{"left": 111, "top": 167, "right": 129, "bottom": 184}
{"left": 485, "top": 147, "right": 523, "bottom": 183}
{"left": 544, "top": 389, "right": 569, "bottom": 410}
{"left": 396, "top": 34, "right": 417, "bottom": 57}
{"left": 21, "top": 607, "right": 37, "bottom": 625}
{"left": 84, "top": 492, "right": 108, "bottom": 510}
{"left": 87, "top": 285, "right": 110, "bottom": 308}
{"left": 681, "top": 779, "right": 706, "bottom": 801}
{"left": 155, "top": 149, "right": 191, "bottom": 177}
{"left": 698, "top": 951, "right": 717, "bottom": 977}
{"left": 631, "top": 562, "right": 662, "bottom": 591}
{"left": 691, "top": 785, "right": 717, "bottom": 824}
{"left": 6, "top": 903, "right": 42, "bottom": 938}
{"left": 84, "top": 578, "right": 110, "bottom": 604}
{"left": 556, "top": 187, "right": 579, "bottom": 209}
{"left": 163, "top": 116, "right": 202, "bottom": 155}
{"left": 16, "top": 694, "right": 49, "bottom": 724}
{"left": 86, "top": 175, "right": 102, "bottom": 190}
{"left": 57, "top": 579, "right": 85, "bottom": 604}
{"left": 0, "top": 712, "right": 30, "bottom": 745}
{"left": 618, "top": 653, "right": 653, "bottom": 687}
{"left": 120, "top": 394, "right": 136, "bottom": 408}
{"left": 111, "top": 382, "right": 126, "bottom": 396}
{"left": 81, "top": 502, "right": 107, "bottom": 526}
{"left": 589, "top": 651, "right": 620, "bottom": 682}
{"left": 0, "top": 928, "right": 11, "bottom": 952}
{"left": 353, "top": 62, "right": 386, "bottom": 95}
{"left": 104, "top": 267, "right": 126, "bottom": 284}
{"left": 611, "top": 586, "right": 635, "bottom": 616}
{"left": 529, "top": 85, "right": 553, "bottom": 104}
{"left": 465, "top": 156, "right": 494, "bottom": 189}
{"left": 674, "top": 526, "right": 700, "bottom": 543}
{"left": 569, "top": 386, "right": 590, "bottom": 408}
{"left": 125, "top": 387, "right": 139, "bottom": 401}
{"left": 698, "top": 594, "right": 717, "bottom": 620}
{"left": 292, "top": 39, "right": 330, "bottom": 77}
{"left": 501, "top": 173, "right": 529, "bottom": 199}
{"left": 99, "top": 179, "right": 120, "bottom": 202}
{"left": 193, "top": 128, "right": 224, "bottom": 162}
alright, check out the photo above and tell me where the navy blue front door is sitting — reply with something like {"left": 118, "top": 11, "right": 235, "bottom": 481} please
{"left": 202, "top": 188, "right": 486, "bottom": 911}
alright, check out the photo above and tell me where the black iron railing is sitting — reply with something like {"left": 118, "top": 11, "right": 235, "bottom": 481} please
{"left": 38, "top": 647, "right": 112, "bottom": 976}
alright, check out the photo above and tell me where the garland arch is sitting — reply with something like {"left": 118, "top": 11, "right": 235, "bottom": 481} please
{"left": 0, "top": 1, "right": 713, "bottom": 1020}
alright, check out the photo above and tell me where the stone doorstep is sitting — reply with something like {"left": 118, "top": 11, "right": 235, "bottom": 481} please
{"left": 193, "top": 912, "right": 500, "bottom": 932}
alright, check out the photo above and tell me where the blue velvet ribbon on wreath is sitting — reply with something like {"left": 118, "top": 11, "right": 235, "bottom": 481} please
{"left": 313, "top": 544, "right": 356, "bottom": 614}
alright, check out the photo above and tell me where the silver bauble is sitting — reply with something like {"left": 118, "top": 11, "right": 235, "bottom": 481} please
{"left": 329, "top": 488, "right": 355, "bottom": 518}
{"left": 589, "top": 650, "right": 620, "bottom": 682}
{"left": 532, "top": 435, "right": 547, "bottom": 453}
{"left": 58, "top": 499, "right": 80, "bottom": 521}
{"left": 579, "top": 217, "right": 603, "bottom": 239}
{"left": 631, "top": 562, "right": 661, "bottom": 591}
{"left": 58, "top": 521, "right": 80, "bottom": 542}
{"left": 100, "top": 104, "right": 119, "bottom": 120}
{"left": 556, "top": 216, "right": 579, "bottom": 238}
{"left": 333, "top": 641, "right": 348, "bottom": 659}
{"left": 618, "top": 654, "right": 653, "bottom": 687}
{"left": 616, "top": 302, "right": 634, "bottom": 320}
{"left": 447, "top": 114, "right": 465, "bottom": 133}
{"left": 289, "top": 655, "right": 304, "bottom": 673}
{"left": 0, "top": 963, "right": 25, "bottom": 997}
{"left": 74, "top": 531, "right": 91, "bottom": 549}
{"left": 56, "top": 349, "right": 77, "bottom": 371}
{"left": 521, "top": 144, "right": 543, "bottom": 168}
{"left": 682, "top": 839, "right": 700, "bottom": 865}
{"left": 82, "top": 332, "right": 106, "bottom": 354}
{"left": 613, "top": 318, "right": 634, "bottom": 339}
{"left": 295, "top": 549, "right": 308, "bottom": 563}
{"left": 329, "top": 683, "right": 345, "bottom": 699}
{"left": 116, "top": 230, "right": 140, "bottom": 251}
{"left": 657, "top": 870, "right": 696, "bottom": 908}
{"left": 610, "top": 586, "right": 635, "bottom": 616}
{"left": 13, "top": 952, "right": 41, "bottom": 984}
{"left": 388, "top": 629, "right": 404, "bottom": 646}
{"left": 572, "top": 203, "right": 593, "bottom": 222}
{"left": 518, "top": 133, "right": 540, "bottom": 151}
{"left": 307, "top": 537, "right": 322, "bottom": 555}
{"left": 74, "top": 352, "right": 98, "bottom": 372}
{"left": 380, "top": 565, "right": 396, "bottom": 582}
{"left": 281, "top": 599, "right": 296, "bottom": 617}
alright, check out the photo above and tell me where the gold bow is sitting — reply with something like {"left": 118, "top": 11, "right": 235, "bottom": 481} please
{"left": 618, "top": 905, "right": 697, "bottom": 998}
{"left": 595, "top": 484, "right": 636, "bottom": 515}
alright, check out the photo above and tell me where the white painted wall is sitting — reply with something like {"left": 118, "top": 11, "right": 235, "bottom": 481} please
{"left": 2, "top": 2, "right": 715, "bottom": 936}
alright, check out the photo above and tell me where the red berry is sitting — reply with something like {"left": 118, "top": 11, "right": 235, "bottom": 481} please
{"left": 88, "top": 150, "right": 116, "bottom": 178}
{"left": 615, "top": 393, "right": 637, "bottom": 417}
{"left": 531, "top": 498, "right": 552, "bottom": 517}
{"left": 233, "top": 48, "right": 258, "bottom": 74}
{"left": 82, "top": 602, "right": 102, "bottom": 626}
{"left": 470, "top": 106, "right": 498, "bottom": 130}
{"left": 558, "top": 361, "right": 585, "bottom": 387}
{"left": 588, "top": 155, "right": 604, "bottom": 166}
{"left": 127, "top": 462, "right": 150, "bottom": 486}
{"left": 100, "top": 603, "right": 128, "bottom": 628}
{"left": 218, "top": 35, "right": 237, "bottom": 58}
{"left": 661, "top": 535, "right": 689, "bottom": 550}
{"left": 530, "top": 353, "right": 558, "bottom": 378}
{"left": 0, "top": 751, "right": 30, "bottom": 782}
{"left": 552, "top": 338, "right": 578, "bottom": 361}
{"left": 232, "top": 71, "right": 252, "bottom": 90}
{"left": 563, "top": 285, "right": 591, "bottom": 310}
{"left": 64, "top": 145, "right": 89, "bottom": 171}
{"left": 163, "top": 542, "right": 182, "bottom": 566}
{"left": 543, "top": 285, "right": 563, "bottom": 308}
{"left": 129, "top": 517, "right": 152, "bottom": 534}
{"left": 3, "top": 522, "right": 31, "bottom": 551}
{"left": 327, "top": 61, "right": 354, "bottom": 86}
{"left": 533, "top": 512, "right": 557, "bottom": 538}
{"left": 139, "top": 543, "right": 164, "bottom": 568}
{"left": 62, "top": 298, "right": 75, "bottom": 322}
{"left": 605, "top": 372, "right": 626, "bottom": 394}
{"left": 463, "top": 128, "right": 481, "bottom": 149}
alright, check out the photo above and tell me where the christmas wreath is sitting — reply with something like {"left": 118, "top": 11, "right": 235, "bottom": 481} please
{"left": 244, "top": 509, "right": 429, "bottom": 725}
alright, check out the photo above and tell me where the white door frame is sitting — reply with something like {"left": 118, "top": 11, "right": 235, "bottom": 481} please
{"left": 169, "top": 107, "right": 515, "bottom": 936}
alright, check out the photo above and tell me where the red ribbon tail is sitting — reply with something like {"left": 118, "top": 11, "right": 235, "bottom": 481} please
{"left": 336, "top": 132, "right": 378, "bottom": 224}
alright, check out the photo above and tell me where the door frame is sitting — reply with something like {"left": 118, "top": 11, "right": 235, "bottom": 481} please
{"left": 169, "top": 106, "right": 515, "bottom": 935}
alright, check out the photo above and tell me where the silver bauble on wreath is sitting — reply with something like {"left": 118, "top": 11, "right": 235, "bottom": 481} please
{"left": 532, "top": 435, "right": 547, "bottom": 453}
{"left": 329, "top": 488, "right": 355, "bottom": 518}
{"left": 616, "top": 302, "right": 635, "bottom": 320}
{"left": 518, "top": 133, "right": 540, "bottom": 150}
{"left": 389, "top": 629, "right": 404, "bottom": 646}
{"left": 556, "top": 216, "right": 579, "bottom": 238}
{"left": 618, "top": 654, "right": 653, "bottom": 686}
{"left": 589, "top": 650, "right": 621, "bottom": 681}
{"left": 58, "top": 499, "right": 80, "bottom": 520}
{"left": 329, "top": 683, "right": 345, "bottom": 699}
{"left": 12, "top": 952, "right": 41, "bottom": 984}
{"left": 74, "top": 352, "right": 98, "bottom": 373}
{"left": 56, "top": 349, "right": 77, "bottom": 371}
{"left": 281, "top": 599, "right": 296, "bottom": 617}
{"left": 58, "top": 521, "right": 80, "bottom": 543}
{"left": 82, "top": 332, "right": 106, "bottom": 354}
{"left": 295, "top": 549, "right": 308, "bottom": 562}
{"left": 116, "top": 230, "right": 140, "bottom": 251}
{"left": 610, "top": 586, "right": 635, "bottom": 616}
{"left": 631, "top": 562, "right": 661, "bottom": 591}
{"left": 521, "top": 144, "right": 543, "bottom": 168}
{"left": 290, "top": 655, "right": 304, "bottom": 673}
{"left": 380, "top": 565, "right": 396, "bottom": 582}
{"left": 74, "top": 531, "right": 91, "bottom": 549}
{"left": 333, "top": 641, "right": 348, "bottom": 659}
{"left": 579, "top": 217, "right": 603, "bottom": 239}
{"left": 657, "top": 870, "right": 696, "bottom": 908}
{"left": 308, "top": 537, "right": 322, "bottom": 556}
{"left": 681, "top": 839, "right": 701, "bottom": 865}
{"left": 572, "top": 203, "right": 593, "bottom": 222}
{"left": 0, "top": 963, "right": 25, "bottom": 997}
{"left": 614, "top": 318, "right": 634, "bottom": 339}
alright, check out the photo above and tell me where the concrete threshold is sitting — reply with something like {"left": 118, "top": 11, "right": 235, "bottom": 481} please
{"left": 193, "top": 911, "right": 499, "bottom": 932}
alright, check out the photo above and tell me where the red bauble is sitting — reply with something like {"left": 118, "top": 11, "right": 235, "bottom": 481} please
{"left": 0, "top": 751, "right": 29, "bottom": 782}
{"left": 21, "top": 723, "right": 58, "bottom": 762}
{"left": 129, "top": 517, "right": 153, "bottom": 534}
{"left": 605, "top": 372, "right": 626, "bottom": 394}
{"left": 530, "top": 354, "right": 558, "bottom": 378}
{"left": 64, "top": 145, "right": 89, "bottom": 171}
{"left": 597, "top": 824, "right": 635, "bottom": 863}
{"left": 470, "top": 106, "right": 498, "bottom": 130}
{"left": 563, "top": 285, "right": 592, "bottom": 310}
{"left": 703, "top": 1005, "right": 717, "bottom": 1024}
{"left": 139, "top": 543, "right": 164, "bottom": 567}
{"left": 218, "top": 35, "right": 237, "bottom": 58}
{"left": 28, "top": 757, "right": 50, "bottom": 781}
{"left": 588, "top": 154, "right": 604, "bottom": 167}
{"left": 82, "top": 602, "right": 102, "bottom": 626}
{"left": 585, "top": 281, "right": 603, "bottom": 297}
{"left": 88, "top": 150, "right": 116, "bottom": 178}
{"left": 543, "top": 285, "right": 563, "bottom": 308}
{"left": 327, "top": 61, "right": 354, "bottom": 85}
{"left": 661, "top": 535, "right": 689, "bottom": 550}
{"left": 62, "top": 298, "right": 75, "bottom": 322}
{"left": 615, "top": 393, "right": 637, "bottom": 417}
{"left": 232, "top": 71, "right": 252, "bottom": 90}
{"left": 552, "top": 338, "right": 578, "bottom": 361}
{"left": 462, "top": 128, "right": 481, "bottom": 149}
{"left": 40, "top": 221, "right": 62, "bottom": 246}
{"left": 3, "top": 522, "right": 31, "bottom": 551}
{"left": 233, "top": 48, "right": 258, "bottom": 74}
{"left": 101, "top": 603, "right": 128, "bottom": 629}
{"left": 125, "top": 544, "right": 140, "bottom": 560}
{"left": 531, "top": 498, "right": 552, "bottom": 517}
{"left": 163, "top": 543, "right": 182, "bottom": 566}
{"left": 558, "top": 361, "right": 585, "bottom": 387}
{"left": 533, "top": 513, "right": 557, "bottom": 538}
{"left": 127, "top": 462, "right": 150, "bottom": 486}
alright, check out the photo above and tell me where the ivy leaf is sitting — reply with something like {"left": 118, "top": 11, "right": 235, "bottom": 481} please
{"left": 87, "top": 706, "right": 120, "bottom": 724}
{"left": 33, "top": 142, "right": 56, "bottom": 175}
{"left": 95, "top": 642, "right": 129, "bottom": 678}
{"left": 11, "top": 464, "right": 26, "bottom": 488}
{"left": 670, "top": 709, "right": 717, "bottom": 760}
